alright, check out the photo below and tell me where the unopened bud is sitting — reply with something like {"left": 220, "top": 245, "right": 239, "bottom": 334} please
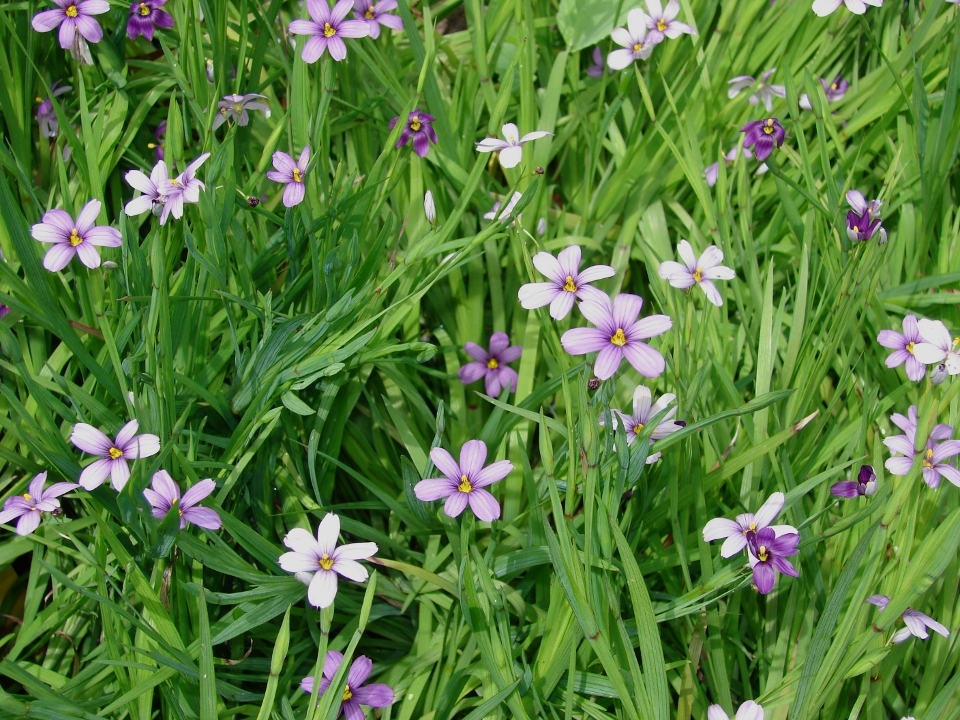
{"left": 587, "top": 378, "right": 600, "bottom": 390}
{"left": 206, "top": 59, "right": 214, "bottom": 83}
{"left": 537, "top": 217, "right": 546, "bottom": 236}
{"left": 535, "top": 166, "right": 544, "bottom": 175}
{"left": 931, "top": 363, "right": 948, "bottom": 385}
{"left": 102, "top": 261, "right": 118, "bottom": 270}
{"left": 877, "top": 227, "right": 888, "bottom": 245}
{"left": 247, "top": 196, "right": 260, "bottom": 207}
{"left": 424, "top": 190, "right": 436, "bottom": 224}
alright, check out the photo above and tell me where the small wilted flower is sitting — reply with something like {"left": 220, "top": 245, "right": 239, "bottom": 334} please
{"left": 658, "top": 240, "right": 735, "bottom": 307}
{"left": 36, "top": 81, "right": 72, "bottom": 138}
{"left": 267, "top": 147, "right": 310, "bottom": 208}
{"left": 607, "top": 11, "right": 655, "bottom": 70}
{"left": 703, "top": 492, "right": 798, "bottom": 557}
{"left": 707, "top": 701, "right": 765, "bottom": 720}
{"left": 586, "top": 46, "right": 605, "bottom": 78}
{"left": 127, "top": 0, "right": 174, "bottom": 40}
{"left": 31, "top": 0, "right": 109, "bottom": 57}
{"left": 0, "top": 472, "right": 79, "bottom": 536}
{"left": 741, "top": 118, "right": 785, "bottom": 161}
{"left": 748, "top": 527, "right": 800, "bottom": 594}
{"left": 352, "top": 0, "right": 402, "bottom": 38}
{"left": 845, "top": 190, "right": 885, "bottom": 243}
{"left": 812, "top": 0, "right": 883, "bottom": 17}
{"left": 143, "top": 471, "right": 221, "bottom": 530}
{"left": 913, "top": 319, "right": 960, "bottom": 376}
{"left": 390, "top": 109, "right": 437, "bottom": 158}
{"left": 599, "top": 386, "right": 683, "bottom": 464}
{"left": 635, "top": 0, "right": 696, "bottom": 43}
{"left": 799, "top": 74, "right": 849, "bottom": 109}
{"left": 289, "top": 0, "right": 370, "bottom": 63}
{"left": 149, "top": 121, "right": 166, "bottom": 161}
{"left": 71, "top": 420, "right": 161, "bottom": 491}
{"left": 458, "top": 332, "right": 522, "bottom": 397}
{"left": 476, "top": 123, "right": 551, "bottom": 169}
{"left": 866, "top": 594, "right": 950, "bottom": 644}
{"left": 159, "top": 153, "right": 211, "bottom": 223}
{"left": 877, "top": 315, "right": 925, "bottom": 381}
{"left": 705, "top": 146, "right": 753, "bottom": 186}
{"left": 414, "top": 440, "right": 512, "bottom": 522}
{"left": 518, "top": 245, "right": 615, "bottom": 320}
{"left": 728, "top": 69, "right": 786, "bottom": 112}
{"left": 831, "top": 464, "right": 878, "bottom": 498}
{"left": 31, "top": 199, "right": 122, "bottom": 272}
{"left": 212, "top": 94, "right": 271, "bottom": 130}
{"left": 424, "top": 190, "right": 436, "bottom": 224}
{"left": 300, "top": 652, "right": 395, "bottom": 715}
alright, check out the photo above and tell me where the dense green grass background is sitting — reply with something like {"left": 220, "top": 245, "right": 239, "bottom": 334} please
{"left": 0, "top": 0, "right": 959, "bottom": 717}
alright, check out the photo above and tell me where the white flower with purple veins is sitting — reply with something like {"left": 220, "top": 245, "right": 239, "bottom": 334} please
{"left": 143, "top": 471, "right": 222, "bottom": 530}
{"left": 518, "top": 245, "right": 616, "bottom": 320}
{"left": 212, "top": 94, "right": 271, "bottom": 130}
{"left": 702, "top": 491, "right": 798, "bottom": 557}
{"left": 30, "top": 199, "right": 122, "bottom": 272}
{"left": 476, "top": 123, "right": 552, "bottom": 169}
{"left": 70, "top": 420, "right": 161, "bottom": 491}
{"left": 812, "top": 0, "right": 882, "bottom": 16}
{"left": 266, "top": 147, "right": 310, "bottom": 208}
{"left": 866, "top": 594, "right": 949, "bottom": 644}
{"left": 705, "top": 146, "right": 753, "bottom": 187}
{"left": 483, "top": 191, "right": 523, "bottom": 223}
{"left": 728, "top": 69, "right": 786, "bottom": 112}
{"left": 124, "top": 160, "right": 170, "bottom": 221}
{"left": 658, "top": 240, "right": 735, "bottom": 307}
{"left": 876, "top": 315, "right": 926, "bottom": 381}
{"left": 600, "top": 386, "right": 684, "bottom": 464}
{"left": 278, "top": 512, "right": 378, "bottom": 608}
{"left": 634, "top": 0, "right": 696, "bottom": 44}
{"left": 913, "top": 319, "right": 960, "bottom": 376}
{"left": 607, "top": 10, "right": 655, "bottom": 70}
{"left": 0, "top": 472, "right": 79, "bottom": 536}
{"left": 159, "top": 153, "right": 211, "bottom": 224}
{"left": 708, "top": 701, "right": 764, "bottom": 720}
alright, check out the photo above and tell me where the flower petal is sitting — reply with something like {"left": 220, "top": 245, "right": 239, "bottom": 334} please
{"left": 334, "top": 541, "right": 378, "bottom": 561}
{"left": 308, "top": 570, "right": 338, "bottom": 608}
{"left": 429, "top": 447, "right": 460, "bottom": 481}
{"left": 181, "top": 479, "right": 216, "bottom": 509}
{"left": 459, "top": 439, "right": 487, "bottom": 477}
{"left": 443, "top": 491, "right": 469, "bottom": 517}
{"left": 316, "top": 512, "right": 341, "bottom": 556}
{"left": 622, "top": 342, "right": 665, "bottom": 378}
{"left": 332, "top": 557, "right": 369, "bottom": 582}
{"left": 468, "top": 488, "right": 500, "bottom": 522}
{"left": 472, "top": 460, "right": 512, "bottom": 488}
{"left": 183, "top": 507, "right": 222, "bottom": 529}
{"left": 702, "top": 517, "right": 740, "bottom": 542}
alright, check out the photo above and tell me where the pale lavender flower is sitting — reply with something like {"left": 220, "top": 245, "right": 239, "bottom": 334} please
{"left": 813, "top": 0, "right": 882, "bottom": 16}
{"left": 31, "top": 0, "right": 109, "bottom": 51}
{"left": 124, "top": 160, "right": 170, "bottom": 220}
{"left": 278, "top": 512, "right": 378, "bottom": 608}
{"left": 600, "top": 386, "right": 684, "bottom": 464}
{"left": 30, "top": 199, "right": 121, "bottom": 272}
{"left": 877, "top": 315, "right": 925, "bottom": 381}
{"left": 866, "top": 595, "right": 950, "bottom": 644}
{"left": 518, "top": 245, "right": 615, "bottom": 320}
{"left": 561, "top": 293, "right": 671, "bottom": 381}
{"left": 159, "top": 153, "right": 211, "bottom": 223}
{"left": 476, "top": 123, "right": 551, "bottom": 169}
{"left": 267, "top": 147, "right": 310, "bottom": 208}
{"left": 212, "top": 94, "right": 270, "bottom": 130}
{"left": 414, "top": 440, "right": 512, "bottom": 522}
{"left": 707, "top": 701, "right": 765, "bottom": 720}
{"left": 127, "top": 0, "right": 174, "bottom": 40}
{"left": 71, "top": 420, "right": 160, "bottom": 491}
{"left": 390, "top": 110, "right": 437, "bottom": 158}
{"left": 289, "top": 0, "right": 370, "bottom": 63}
{"left": 702, "top": 491, "right": 798, "bottom": 557}
{"left": 913, "top": 319, "right": 960, "bottom": 376}
{"left": 748, "top": 527, "right": 800, "bottom": 594}
{"left": 635, "top": 0, "right": 696, "bottom": 43}
{"left": 586, "top": 46, "right": 605, "bottom": 78}
{"left": 830, "top": 464, "right": 877, "bottom": 498}
{"left": 483, "top": 191, "right": 523, "bottom": 223}
{"left": 300, "top": 652, "right": 395, "bottom": 715}
{"left": 658, "top": 240, "right": 735, "bottom": 307}
{"left": 458, "top": 332, "right": 522, "bottom": 397}
{"left": 741, "top": 118, "right": 785, "bottom": 161}
{"left": 607, "top": 10, "right": 655, "bottom": 70}
{"left": 143, "top": 471, "right": 221, "bottom": 530}
{"left": 0, "top": 472, "right": 78, "bottom": 536}
{"left": 728, "top": 69, "right": 786, "bottom": 112}
{"left": 799, "top": 74, "right": 849, "bottom": 109}
{"left": 352, "top": 0, "right": 402, "bottom": 38}
{"left": 846, "top": 190, "right": 885, "bottom": 243}
{"left": 883, "top": 406, "right": 960, "bottom": 488}
{"left": 705, "top": 146, "right": 753, "bottom": 187}
{"left": 36, "top": 81, "right": 72, "bottom": 138}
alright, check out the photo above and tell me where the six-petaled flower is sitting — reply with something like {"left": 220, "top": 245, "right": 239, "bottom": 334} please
{"left": 414, "top": 440, "right": 512, "bottom": 522}
{"left": 866, "top": 594, "right": 950, "bottom": 644}
{"left": 748, "top": 526, "right": 800, "bottom": 594}
{"left": 267, "top": 147, "right": 311, "bottom": 207}
{"left": 352, "top": 0, "right": 402, "bottom": 39}
{"left": 391, "top": 110, "right": 438, "bottom": 158}
{"left": 658, "top": 240, "right": 736, "bottom": 307}
{"left": 31, "top": 199, "right": 122, "bottom": 272}
{"left": 458, "top": 332, "right": 522, "bottom": 398}
{"left": 741, "top": 118, "right": 785, "bottom": 162}
{"left": 607, "top": 10, "right": 656, "bottom": 70}
{"left": 143, "top": 471, "right": 222, "bottom": 530}
{"left": 877, "top": 315, "right": 926, "bottom": 381}
{"left": 71, "top": 420, "right": 161, "bottom": 491}
{"left": 476, "top": 123, "right": 551, "bottom": 169}
{"left": 0, "top": 472, "right": 79, "bottom": 536}
{"left": 518, "top": 245, "right": 616, "bottom": 320}
{"left": 831, "top": 464, "right": 878, "bottom": 498}
{"left": 300, "top": 652, "right": 395, "bottom": 716}
{"left": 703, "top": 491, "right": 798, "bottom": 558}
{"left": 289, "top": 0, "right": 370, "bottom": 62}
{"left": 600, "top": 385, "right": 684, "bottom": 464}
{"left": 127, "top": 0, "right": 174, "bottom": 41}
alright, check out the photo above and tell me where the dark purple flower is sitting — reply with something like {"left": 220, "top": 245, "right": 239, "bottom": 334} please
{"left": 31, "top": 0, "right": 109, "bottom": 51}
{"left": 0, "top": 306, "right": 11, "bottom": 320}
{"left": 866, "top": 594, "right": 950, "bottom": 644}
{"left": 877, "top": 315, "right": 925, "bottom": 381}
{"left": 703, "top": 491, "right": 797, "bottom": 557}
{"left": 289, "top": 0, "right": 370, "bottom": 63}
{"left": 830, "top": 464, "right": 877, "bottom": 498}
{"left": 741, "top": 118, "right": 785, "bottom": 162}
{"left": 747, "top": 526, "right": 799, "bottom": 594}
{"left": 300, "top": 651, "right": 395, "bottom": 716}
{"left": 800, "top": 74, "right": 849, "bottom": 109}
{"left": 0, "top": 472, "right": 79, "bottom": 536}
{"left": 212, "top": 94, "right": 271, "bottom": 130}
{"left": 845, "top": 190, "right": 885, "bottom": 243}
{"left": 458, "top": 332, "right": 522, "bottom": 397}
{"left": 30, "top": 199, "right": 122, "bottom": 272}
{"left": 127, "top": 0, "right": 174, "bottom": 41}
{"left": 151, "top": 121, "right": 166, "bottom": 161}
{"left": 266, "top": 147, "right": 310, "bottom": 207}
{"left": 352, "top": 0, "right": 402, "bottom": 39}
{"left": 143, "top": 471, "right": 221, "bottom": 530}
{"left": 414, "top": 440, "right": 511, "bottom": 522}
{"left": 586, "top": 46, "right": 605, "bottom": 78}
{"left": 36, "top": 81, "right": 72, "bottom": 138}
{"left": 390, "top": 109, "right": 437, "bottom": 158}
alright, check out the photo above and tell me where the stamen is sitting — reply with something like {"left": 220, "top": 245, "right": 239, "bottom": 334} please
{"left": 108, "top": 447, "right": 123, "bottom": 460}
{"left": 65, "top": 4, "right": 78, "bottom": 17}
{"left": 486, "top": 358, "right": 499, "bottom": 369}
{"left": 632, "top": 42, "right": 643, "bottom": 53}
{"left": 22, "top": 493, "right": 32, "bottom": 502}
{"left": 693, "top": 268, "right": 703, "bottom": 283}
{"left": 633, "top": 422, "right": 644, "bottom": 435}
{"left": 610, "top": 328, "right": 627, "bottom": 347}
{"left": 292, "top": 168, "right": 303, "bottom": 182}
{"left": 458, "top": 475, "right": 473, "bottom": 493}
{"left": 656, "top": 18, "right": 667, "bottom": 31}
{"left": 342, "top": 685, "right": 353, "bottom": 702}
{"left": 69, "top": 228, "right": 82, "bottom": 246}
{"left": 562, "top": 275, "right": 577, "bottom": 292}
{"left": 410, "top": 117, "right": 422, "bottom": 131}
{"left": 905, "top": 341, "right": 915, "bottom": 355}
{"left": 319, "top": 552, "right": 334, "bottom": 570}
{"left": 758, "top": 545, "right": 769, "bottom": 562}
{"left": 139, "top": 2, "right": 151, "bottom": 15}
{"left": 323, "top": 22, "right": 337, "bottom": 37}
{"left": 364, "top": 8, "right": 374, "bottom": 18}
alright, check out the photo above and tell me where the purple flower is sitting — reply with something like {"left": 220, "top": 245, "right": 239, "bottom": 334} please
{"left": 913, "top": 319, "right": 960, "bottom": 376}
{"left": 0, "top": 472, "right": 78, "bottom": 536}
{"left": 728, "top": 69, "right": 786, "bottom": 112}
{"left": 635, "top": 0, "right": 696, "bottom": 44}
{"left": 877, "top": 315, "right": 925, "bottom": 381}
{"left": 607, "top": 11, "right": 655, "bottom": 70}
{"left": 414, "top": 440, "right": 511, "bottom": 522}
{"left": 289, "top": 0, "right": 370, "bottom": 63}
{"left": 476, "top": 123, "right": 551, "bottom": 169}
{"left": 747, "top": 527, "right": 800, "bottom": 594}
{"left": 741, "top": 118, "right": 785, "bottom": 162}
{"left": 883, "top": 406, "right": 960, "bottom": 488}
{"left": 278, "top": 512, "right": 378, "bottom": 608}
{"left": 799, "top": 74, "right": 849, "bottom": 109}
{"left": 30, "top": 199, "right": 122, "bottom": 272}
{"left": 561, "top": 293, "right": 672, "bottom": 380}
{"left": 830, "top": 464, "right": 878, "bottom": 498}
{"left": 159, "top": 153, "right": 211, "bottom": 223}
{"left": 390, "top": 109, "right": 437, "bottom": 158}
{"left": 705, "top": 146, "right": 753, "bottom": 187}
{"left": 518, "top": 245, "right": 616, "bottom": 320}
{"left": 212, "top": 94, "right": 271, "bottom": 130}
{"left": 143, "top": 471, "right": 221, "bottom": 530}
{"left": 707, "top": 702, "right": 765, "bottom": 720}
{"left": 845, "top": 190, "right": 885, "bottom": 243}
{"left": 600, "top": 386, "right": 684, "bottom": 464}
{"left": 352, "top": 0, "right": 402, "bottom": 38}
{"left": 71, "top": 420, "right": 161, "bottom": 491}
{"left": 127, "top": 0, "right": 174, "bottom": 40}
{"left": 300, "top": 652, "right": 395, "bottom": 715}
{"left": 703, "top": 491, "right": 798, "bottom": 557}
{"left": 586, "top": 46, "right": 605, "bottom": 78}
{"left": 31, "top": 0, "right": 109, "bottom": 51}
{"left": 658, "top": 240, "right": 735, "bottom": 307}
{"left": 866, "top": 595, "right": 950, "bottom": 644}
{"left": 151, "top": 121, "right": 166, "bottom": 161}
{"left": 0, "top": 305, "right": 11, "bottom": 320}
{"left": 124, "top": 160, "right": 170, "bottom": 220}
{"left": 267, "top": 147, "right": 310, "bottom": 208}
{"left": 813, "top": 0, "right": 883, "bottom": 17}
{"left": 36, "top": 81, "right": 72, "bottom": 138}
{"left": 458, "top": 332, "right": 522, "bottom": 398}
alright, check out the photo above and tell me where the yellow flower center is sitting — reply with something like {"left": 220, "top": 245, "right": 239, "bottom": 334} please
{"left": 923, "top": 448, "right": 935, "bottom": 469}
{"left": 365, "top": 7, "right": 374, "bottom": 17}
{"left": 562, "top": 275, "right": 577, "bottom": 292}
{"left": 170, "top": 178, "right": 181, "bottom": 186}
{"left": 486, "top": 358, "right": 499, "bottom": 369}
{"left": 292, "top": 168, "right": 303, "bottom": 182}
{"left": 22, "top": 493, "right": 32, "bottom": 502}
{"left": 830, "top": 82, "right": 839, "bottom": 90}
{"left": 139, "top": 2, "right": 151, "bottom": 15}
{"left": 232, "top": 102, "right": 244, "bottom": 113}
{"left": 172, "top": 497, "right": 183, "bottom": 515}
{"left": 323, "top": 22, "right": 336, "bottom": 37}
{"left": 762, "top": 118, "right": 775, "bottom": 135}
{"left": 906, "top": 341, "right": 915, "bottom": 354}
{"left": 693, "top": 268, "right": 703, "bottom": 283}
{"left": 633, "top": 423, "right": 644, "bottom": 435}
{"left": 410, "top": 117, "right": 422, "bottom": 131}
{"left": 69, "top": 228, "right": 82, "bottom": 246}
{"left": 757, "top": 545, "right": 769, "bottom": 562}
{"left": 108, "top": 446, "right": 123, "bottom": 460}
{"left": 458, "top": 475, "right": 473, "bottom": 493}
{"left": 743, "top": 522, "right": 757, "bottom": 536}
{"left": 65, "top": 5, "right": 78, "bottom": 17}
{"left": 656, "top": 18, "right": 667, "bottom": 31}
{"left": 342, "top": 685, "right": 353, "bottom": 702}
{"left": 610, "top": 328, "right": 627, "bottom": 347}
{"left": 953, "top": 337, "right": 960, "bottom": 349}
{"left": 319, "top": 553, "right": 334, "bottom": 571}
{"left": 633, "top": 42, "right": 643, "bottom": 53}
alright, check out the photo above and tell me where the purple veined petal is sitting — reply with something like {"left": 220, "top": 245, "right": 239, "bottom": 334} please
{"left": 325, "top": 35, "right": 348, "bottom": 61}
{"left": 142, "top": 488, "right": 170, "bottom": 515}
{"left": 562, "top": 327, "right": 610, "bottom": 355}
{"left": 937, "top": 464, "right": 960, "bottom": 487}
{"left": 411, "top": 131, "right": 430, "bottom": 158}
{"left": 576, "top": 264, "right": 616, "bottom": 284}
{"left": 283, "top": 527, "right": 321, "bottom": 556}
{"left": 556, "top": 244, "right": 582, "bottom": 278}
{"left": 289, "top": 18, "right": 321, "bottom": 34}
{"left": 932, "top": 440, "right": 960, "bottom": 463}
{"left": 719, "top": 533, "right": 749, "bottom": 557}
{"left": 702, "top": 517, "right": 741, "bottom": 542}
{"left": 468, "top": 488, "right": 501, "bottom": 522}
{"left": 459, "top": 439, "right": 487, "bottom": 477}
{"left": 769, "top": 533, "right": 799, "bottom": 557}
{"left": 33, "top": 8, "right": 66, "bottom": 32}
{"left": 180, "top": 479, "right": 216, "bottom": 509}
{"left": 622, "top": 342, "right": 665, "bottom": 378}
{"left": 890, "top": 628, "right": 913, "bottom": 644}
{"left": 331, "top": 557, "right": 368, "bottom": 582}
{"left": 458, "top": 361, "right": 488, "bottom": 386}
{"left": 16, "top": 510, "right": 42, "bottom": 536}
{"left": 594, "top": 345, "right": 624, "bottom": 380}
{"left": 463, "top": 342, "right": 490, "bottom": 363}
{"left": 611, "top": 293, "right": 643, "bottom": 329}
{"left": 42, "top": 481, "right": 79, "bottom": 500}
{"left": 272, "top": 150, "right": 297, "bottom": 175}
{"left": 488, "top": 332, "right": 510, "bottom": 356}
{"left": 283, "top": 182, "right": 306, "bottom": 207}
{"left": 876, "top": 329, "right": 906, "bottom": 350}
{"left": 770, "top": 555, "right": 798, "bottom": 578}
{"left": 922, "top": 466, "right": 940, "bottom": 488}
{"left": 351, "top": 683, "right": 395, "bottom": 708}
{"left": 830, "top": 481, "right": 860, "bottom": 498}
{"left": 305, "top": 0, "right": 331, "bottom": 22}
{"left": 752, "top": 562, "right": 776, "bottom": 594}
{"left": 631, "top": 314, "right": 672, "bottom": 340}
{"left": 901, "top": 611, "right": 930, "bottom": 639}
{"left": 308, "top": 569, "right": 338, "bottom": 608}
{"left": 43, "top": 244, "right": 76, "bottom": 272}
{"left": 315, "top": 512, "right": 341, "bottom": 556}
{"left": 123, "top": 433, "right": 160, "bottom": 459}
{"left": 330, "top": 0, "right": 355, "bottom": 22}
{"left": 498, "top": 344, "right": 522, "bottom": 364}
{"left": 865, "top": 593, "right": 890, "bottom": 609}
{"left": 378, "top": 14, "right": 404, "bottom": 31}
{"left": 473, "top": 460, "right": 513, "bottom": 488}
{"left": 549, "top": 291, "right": 577, "bottom": 320}
{"left": 0, "top": 503, "right": 29, "bottom": 526}
{"left": 279, "top": 550, "right": 321, "bottom": 573}
{"left": 753, "top": 492, "right": 784, "bottom": 529}
{"left": 846, "top": 190, "right": 868, "bottom": 215}
{"left": 631, "top": 385, "right": 652, "bottom": 420}
{"left": 415, "top": 477, "right": 457, "bottom": 501}
{"left": 496, "top": 366, "right": 518, "bottom": 393}
{"left": 676, "top": 240, "right": 697, "bottom": 269}
{"left": 658, "top": 260, "right": 695, "bottom": 286}
{"left": 884, "top": 456, "right": 914, "bottom": 476}
{"left": 345, "top": 655, "right": 373, "bottom": 689}
{"left": 58, "top": 17, "right": 76, "bottom": 49}
{"left": 150, "top": 469, "right": 180, "bottom": 504}
{"left": 322, "top": 650, "right": 345, "bottom": 680}
{"left": 342, "top": 702, "right": 365, "bottom": 720}
{"left": 301, "top": 35, "right": 329, "bottom": 63}
{"left": 707, "top": 705, "right": 730, "bottom": 720}
{"left": 429, "top": 447, "right": 460, "bottom": 481}
{"left": 698, "top": 279, "right": 723, "bottom": 306}
{"left": 74, "top": 14, "right": 103, "bottom": 43}
{"left": 518, "top": 282, "right": 560, "bottom": 310}
{"left": 577, "top": 294, "right": 614, "bottom": 327}
{"left": 26, "top": 472, "right": 48, "bottom": 501}
{"left": 71, "top": 423, "right": 113, "bottom": 455}
{"left": 110, "top": 459, "right": 131, "bottom": 491}
{"left": 444, "top": 491, "right": 469, "bottom": 517}
{"left": 182, "top": 507, "right": 222, "bottom": 530}
{"left": 663, "top": 20, "right": 694, "bottom": 38}
{"left": 31, "top": 220, "right": 69, "bottom": 243}
{"left": 337, "top": 19, "right": 370, "bottom": 38}
{"left": 334, "top": 541, "right": 377, "bottom": 561}
{"left": 74, "top": 242, "right": 102, "bottom": 268}
{"left": 125, "top": 170, "right": 157, "bottom": 195}
{"left": 931, "top": 423, "right": 953, "bottom": 440}
{"left": 79, "top": 458, "right": 113, "bottom": 490}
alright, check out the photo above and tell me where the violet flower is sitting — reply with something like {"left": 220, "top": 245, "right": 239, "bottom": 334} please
{"left": 586, "top": 46, "right": 605, "bottom": 78}
{"left": 483, "top": 192, "right": 523, "bottom": 223}
{"left": 36, "top": 82, "right": 72, "bottom": 138}
{"left": 635, "top": 0, "right": 696, "bottom": 44}
{"left": 300, "top": 652, "right": 395, "bottom": 715}
{"left": 30, "top": 199, "right": 122, "bottom": 272}
{"left": 159, "top": 153, "right": 211, "bottom": 223}
{"left": 289, "top": 0, "right": 370, "bottom": 63}
{"left": 0, "top": 306, "right": 11, "bottom": 320}
{"left": 877, "top": 315, "right": 925, "bottom": 381}
{"left": 607, "top": 10, "right": 655, "bottom": 70}
{"left": 883, "top": 406, "right": 960, "bottom": 488}
{"left": 830, "top": 464, "right": 878, "bottom": 498}
{"left": 561, "top": 293, "right": 672, "bottom": 380}
{"left": 150, "top": 120, "right": 166, "bottom": 161}
{"left": 212, "top": 94, "right": 271, "bottom": 130}
{"left": 914, "top": 319, "right": 960, "bottom": 376}
{"left": 747, "top": 527, "right": 800, "bottom": 594}
{"left": 728, "top": 70, "right": 786, "bottom": 112}
{"left": 866, "top": 595, "right": 950, "bottom": 644}
{"left": 127, "top": 0, "right": 174, "bottom": 40}
{"left": 707, "top": 701, "right": 765, "bottom": 720}
{"left": 278, "top": 512, "right": 378, "bottom": 608}
{"left": 845, "top": 190, "right": 885, "bottom": 243}
{"left": 600, "top": 385, "right": 684, "bottom": 464}
{"left": 702, "top": 491, "right": 798, "bottom": 557}
{"left": 143, "top": 471, "right": 221, "bottom": 530}
{"left": 476, "top": 123, "right": 551, "bottom": 169}
{"left": 352, "top": 0, "right": 402, "bottom": 39}
{"left": 71, "top": 420, "right": 161, "bottom": 491}
{"left": 266, "top": 147, "right": 310, "bottom": 208}
{"left": 390, "top": 109, "right": 437, "bottom": 158}
{"left": 813, "top": 0, "right": 883, "bottom": 17}
{"left": 458, "top": 332, "right": 522, "bottom": 397}
{"left": 741, "top": 118, "right": 785, "bottom": 162}
{"left": 518, "top": 245, "right": 616, "bottom": 320}
{"left": 414, "top": 440, "right": 512, "bottom": 522}
{"left": 0, "top": 472, "right": 78, "bottom": 536}
{"left": 799, "top": 74, "right": 849, "bottom": 109}
{"left": 705, "top": 146, "right": 753, "bottom": 187}
{"left": 658, "top": 240, "right": 735, "bottom": 307}
{"left": 31, "top": 0, "right": 109, "bottom": 52}
{"left": 124, "top": 160, "right": 170, "bottom": 220}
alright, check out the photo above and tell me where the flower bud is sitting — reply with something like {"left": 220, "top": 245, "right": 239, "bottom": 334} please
{"left": 535, "top": 166, "right": 544, "bottom": 175}
{"left": 206, "top": 59, "right": 214, "bottom": 83}
{"left": 877, "top": 227, "right": 888, "bottom": 245}
{"left": 424, "top": 190, "right": 436, "bottom": 224}
{"left": 931, "top": 363, "right": 948, "bottom": 385}
{"left": 247, "top": 196, "right": 260, "bottom": 207}
{"left": 537, "top": 217, "right": 546, "bottom": 236}
{"left": 587, "top": 378, "right": 600, "bottom": 390}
